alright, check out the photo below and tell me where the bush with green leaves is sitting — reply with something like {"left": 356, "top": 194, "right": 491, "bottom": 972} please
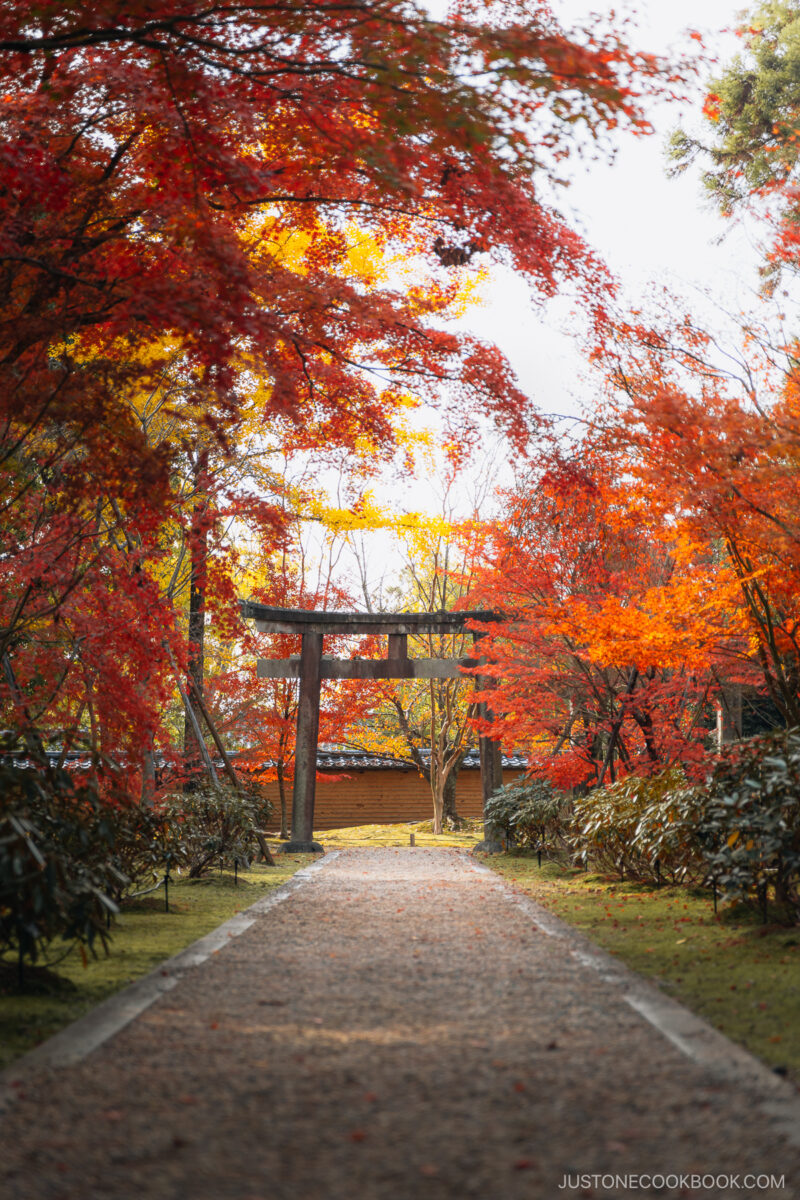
{"left": 571, "top": 767, "right": 702, "bottom": 883}
{"left": 484, "top": 776, "right": 568, "bottom": 854}
{"left": 105, "top": 802, "right": 176, "bottom": 900}
{"left": 0, "top": 754, "right": 123, "bottom": 971}
{"left": 700, "top": 729, "right": 800, "bottom": 922}
{"left": 160, "top": 783, "right": 272, "bottom": 879}
{"left": 570, "top": 776, "right": 644, "bottom": 879}
{"left": 630, "top": 771, "right": 709, "bottom": 885}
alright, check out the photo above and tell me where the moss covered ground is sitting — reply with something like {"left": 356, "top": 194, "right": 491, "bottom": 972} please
{"left": 0, "top": 855, "right": 313, "bottom": 1071}
{"left": 486, "top": 854, "right": 800, "bottom": 1081}
{"left": 316, "top": 817, "right": 483, "bottom": 849}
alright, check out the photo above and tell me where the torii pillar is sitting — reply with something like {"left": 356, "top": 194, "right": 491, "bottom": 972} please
{"left": 292, "top": 630, "right": 325, "bottom": 851}
{"left": 472, "top": 629, "right": 505, "bottom": 854}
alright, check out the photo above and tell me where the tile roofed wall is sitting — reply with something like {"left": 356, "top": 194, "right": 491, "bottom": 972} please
{"left": 315, "top": 748, "right": 528, "bottom": 772}
{"left": 6, "top": 747, "right": 528, "bottom": 773}
{"left": 7, "top": 744, "right": 532, "bottom": 772}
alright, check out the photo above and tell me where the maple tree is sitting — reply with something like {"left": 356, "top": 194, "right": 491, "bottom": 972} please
{"left": 0, "top": 0, "right": 665, "bottom": 787}
{"left": 0, "top": 0, "right": 660, "bottom": 467}
{"left": 661, "top": 0, "right": 800, "bottom": 728}
{"left": 465, "top": 443, "right": 744, "bottom": 789}
{"left": 468, "top": 306, "right": 800, "bottom": 781}
{"left": 460, "top": 3, "right": 800, "bottom": 788}
{"left": 0, "top": 0, "right": 686, "bottom": 854}
{"left": 588, "top": 300, "right": 800, "bottom": 731}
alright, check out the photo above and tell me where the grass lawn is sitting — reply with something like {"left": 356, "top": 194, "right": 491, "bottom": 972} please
{"left": 486, "top": 854, "right": 800, "bottom": 1082}
{"left": 317, "top": 817, "right": 483, "bottom": 849}
{"left": 0, "top": 854, "right": 314, "bottom": 1071}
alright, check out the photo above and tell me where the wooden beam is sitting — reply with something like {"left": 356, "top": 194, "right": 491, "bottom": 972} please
{"left": 241, "top": 600, "right": 500, "bottom": 636}
{"left": 254, "top": 617, "right": 480, "bottom": 635}
{"left": 257, "top": 656, "right": 477, "bottom": 680}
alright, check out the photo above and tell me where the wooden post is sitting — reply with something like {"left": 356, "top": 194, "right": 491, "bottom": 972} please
{"left": 284, "top": 630, "right": 324, "bottom": 853}
{"left": 388, "top": 633, "right": 408, "bottom": 660}
{"left": 473, "top": 631, "right": 505, "bottom": 853}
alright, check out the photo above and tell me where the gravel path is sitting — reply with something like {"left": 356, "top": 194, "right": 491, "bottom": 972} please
{"left": 1, "top": 848, "right": 798, "bottom": 1200}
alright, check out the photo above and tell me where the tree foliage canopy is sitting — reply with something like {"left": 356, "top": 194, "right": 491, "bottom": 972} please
{"left": 671, "top": 0, "right": 800, "bottom": 279}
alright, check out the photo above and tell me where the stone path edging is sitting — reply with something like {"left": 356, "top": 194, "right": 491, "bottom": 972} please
{"left": 468, "top": 854, "right": 800, "bottom": 1150}
{"left": 0, "top": 851, "right": 339, "bottom": 1103}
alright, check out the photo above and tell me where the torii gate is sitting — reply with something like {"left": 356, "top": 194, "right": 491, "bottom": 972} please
{"left": 239, "top": 602, "right": 505, "bottom": 854}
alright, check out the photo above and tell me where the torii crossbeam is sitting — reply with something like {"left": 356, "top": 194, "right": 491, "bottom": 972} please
{"left": 239, "top": 602, "right": 505, "bottom": 853}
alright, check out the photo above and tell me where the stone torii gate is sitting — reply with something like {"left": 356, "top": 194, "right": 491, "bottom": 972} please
{"left": 239, "top": 602, "right": 505, "bottom": 854}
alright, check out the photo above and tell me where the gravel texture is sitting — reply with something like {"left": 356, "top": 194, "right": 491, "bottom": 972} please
{"left": 1, "top": 847, "right": 798, "bottom": 1200}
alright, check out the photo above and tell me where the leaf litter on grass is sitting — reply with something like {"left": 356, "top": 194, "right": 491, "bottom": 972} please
{"left": 488, "top": 854, "right": 800, "bottom": 1083}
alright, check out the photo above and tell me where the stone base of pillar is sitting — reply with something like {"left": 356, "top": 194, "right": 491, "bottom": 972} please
{"left": 472, "top": 838, "right": 505, "bottom": 854}
{"left": 278, "top": 840, "right": 325, "bottom": 854}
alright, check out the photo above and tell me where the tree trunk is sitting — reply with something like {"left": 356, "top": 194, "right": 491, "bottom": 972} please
{"left": 183, "top": 494, "right": 209, "bottom": 783}
{"left": 716, "top": 683, "right": 743, "bottom": 747}
{"left": 429, "top": 751, "right": 445, "bottom": 835}
{"left": 432, "top": 787, "right": 444, "bottom": 836}
{"left": 141, "top": 733, "right": 156, "bottom": 806}
{"left": 442, "top": 760, "right": 462, "bottom": 830}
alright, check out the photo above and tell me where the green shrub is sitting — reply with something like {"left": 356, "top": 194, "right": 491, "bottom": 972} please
{"left": 571, "top": 777, "right": 644, "bottom": 879}
{"left": 632, "top": 772, "right": 709, "bottom": 885}
{"left": 160, "top": 783, "right": 272, "bottom": 879}
{"left": 700, "top": 728, "right": 800, "bottom": 922}
{"left": 484, "top": 777, "right": 568, "bottom": 855}
{"left": 0, "top": 754, "right": 122, "bottom": 971}
{"left": 571, "top": 767, "right": 701, "bottom": 883}
{"left": 105, "top": 802, "right": 174, "bottom": 900}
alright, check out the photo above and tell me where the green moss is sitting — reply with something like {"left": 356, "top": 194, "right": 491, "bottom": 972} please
{"left": 316, "top": 818, "right": 483, "bottom": 849}
{"left": 0, "top": 856, "right": 313, "bottom": 1071}
{"left": 487, "top": 854, "right": 800, "bottom": 1081}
